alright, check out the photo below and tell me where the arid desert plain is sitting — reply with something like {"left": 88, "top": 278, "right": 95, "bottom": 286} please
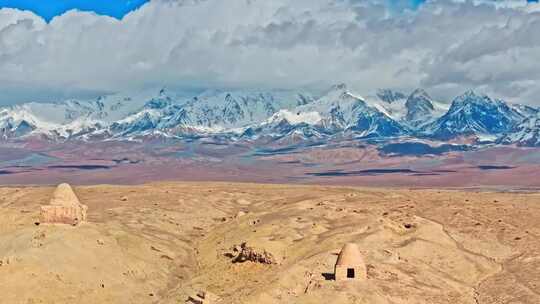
{"left": 0, "top": 182, "right": 539, "bottom": 304}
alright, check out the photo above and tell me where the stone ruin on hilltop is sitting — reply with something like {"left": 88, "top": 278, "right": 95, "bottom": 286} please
{"left": 40, "top": 183, "right": 88, "bottom": 226}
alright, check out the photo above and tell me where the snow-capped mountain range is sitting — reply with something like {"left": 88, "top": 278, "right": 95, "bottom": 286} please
{"left": 1, "top": 84, "right": 539, "bottom": 146}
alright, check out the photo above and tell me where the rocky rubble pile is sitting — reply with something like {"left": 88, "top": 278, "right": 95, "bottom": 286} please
{"left": 226, "top": 242, "right": 276, "bottom": 265}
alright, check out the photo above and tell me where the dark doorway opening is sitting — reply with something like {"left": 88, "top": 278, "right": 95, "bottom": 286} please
{"left": 347, "top": 268, "right": 355, "bottom": 278}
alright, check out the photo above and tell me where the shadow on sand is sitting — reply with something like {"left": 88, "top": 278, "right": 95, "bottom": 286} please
{"left": 321, "top": 273, "right": 335, "bottom": 281}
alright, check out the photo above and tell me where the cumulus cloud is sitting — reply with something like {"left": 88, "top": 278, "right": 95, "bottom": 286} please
{"left": 1, "top": 0, "right": 540, "bottom": 105}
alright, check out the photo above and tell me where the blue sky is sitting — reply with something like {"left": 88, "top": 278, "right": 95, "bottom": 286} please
{"left": 2, "top": 0, "right": 538, "bottom": 22}
{"left": 0, "top": 0, "right": 424, "bottom": 20}
{"left": 0, "top": 0, "right": 149, "bottom": 21}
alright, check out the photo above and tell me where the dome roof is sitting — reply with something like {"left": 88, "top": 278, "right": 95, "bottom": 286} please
{"left": 335, "top": 243, "right": 363, "bottom": 266}
{"left": 50, "top": 183, "right": 81, "bottom": 207}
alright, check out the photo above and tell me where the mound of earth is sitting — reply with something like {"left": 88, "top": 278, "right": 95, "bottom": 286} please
{"left": 0, "top": 182, "right": 539, "bottom": 303}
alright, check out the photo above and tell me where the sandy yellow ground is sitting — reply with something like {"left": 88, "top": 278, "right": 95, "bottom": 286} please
{"left": 0, "top": 182, "right": 539, "bottom": 304}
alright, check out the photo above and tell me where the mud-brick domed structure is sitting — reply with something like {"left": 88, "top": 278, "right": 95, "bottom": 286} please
{"left": 334, "top": 243, "right": 367, "bottom": 281}
{"left": 40, "top": 183, "right": 88, "bottom": 226}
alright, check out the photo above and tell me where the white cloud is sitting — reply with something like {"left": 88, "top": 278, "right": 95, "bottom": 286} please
{"left": 1, "top": 0, "right": 540, "bottom": 105}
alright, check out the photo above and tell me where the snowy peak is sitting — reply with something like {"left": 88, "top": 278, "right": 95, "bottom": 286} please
{"left": 329, "top": 83, "right": 348, "bottom": 92}
{"left": 376, "top": 89, "right": 407, "bottom": 104}
{"left": 407, "top": 89, "right": 432, "bottom": 104}
{"left": 454, "top": 90, "right": 478, "bottom": 102}
{"left": 319, "top": 83, "right": 355, "bottom": 103}
{"left": 423, "top": 91, "right": 525, "bottom": 139}
{"left": 241, "top": 85, "right": 408, "bottom": 140}
{"left": 366, "top": 88, "right": 447, "bottom": 128}
{"left": 405, "top": 89, "right": 435, "bottom": 124}
{"left": 109, "top": 109, "right": 161, "bottom": 137}
{"left": 0, "top": 107, "right": 54, "bottom": 139}
{"left": 299, "top": 86, "right": 406, "bottom": 138}
{"left": 0, "top": 118, "right": 36, "bottom": 139}
{"left": 448, "top": 91, "right": 521, "bottom": 119}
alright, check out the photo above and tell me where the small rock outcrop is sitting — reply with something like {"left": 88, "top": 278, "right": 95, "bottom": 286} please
{"left": 0, "top": 256, "right": 13, "bottom": 267}
{"left": 187, "top": 290, "right": 220, "bottom": 304}
{"left": 40, "top": 183, "right": 88, "bottom": 226}
{"left": 235, "top": 211, "right": 247, "bottom": 218}
{"left": 226, "top": 242, "right": 276, "bottom": 265}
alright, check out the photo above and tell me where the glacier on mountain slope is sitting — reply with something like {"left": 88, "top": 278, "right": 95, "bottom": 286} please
{"left": 499, "top": 112, "right": 540, "bottom": 146}
{"left": 366, "top": 88, "right": 449, "bottom": 128}
{"left": 267, "top": 110, "right": 323, "bottom": 126}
